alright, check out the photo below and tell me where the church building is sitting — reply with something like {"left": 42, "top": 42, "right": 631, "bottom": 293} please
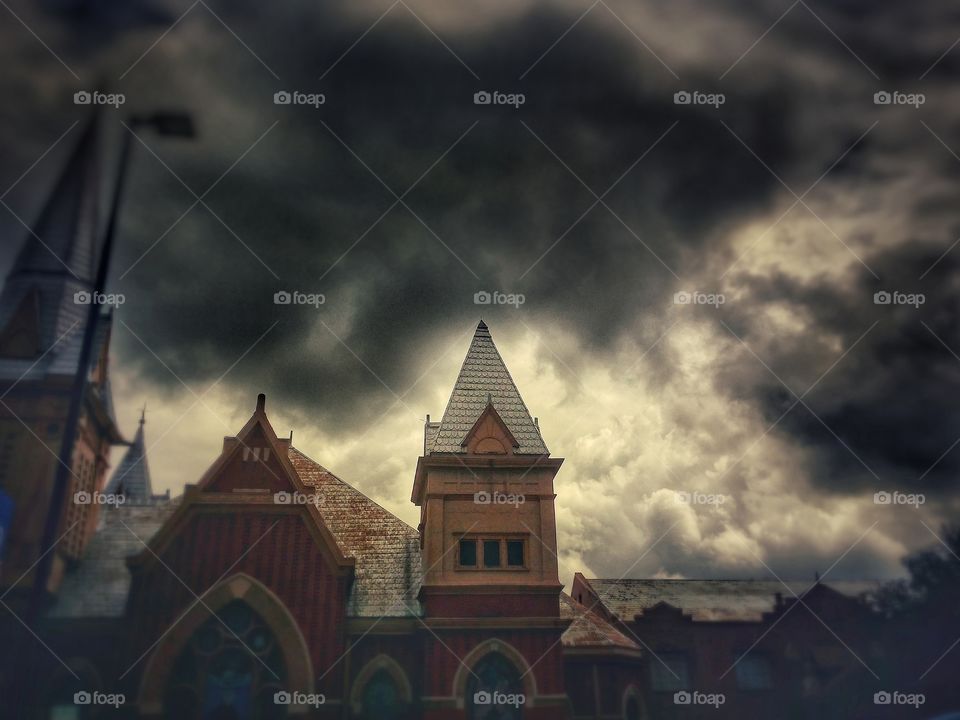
{"left": 0, "top": 114, "right": 884, "bottom": 720}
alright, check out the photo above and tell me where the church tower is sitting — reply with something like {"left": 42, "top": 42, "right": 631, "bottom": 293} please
{"left": 0, "top": 113, "right": 122, "bottom": 605}
{"left": 412, "top": 320, "right": 564, "bottom": 617}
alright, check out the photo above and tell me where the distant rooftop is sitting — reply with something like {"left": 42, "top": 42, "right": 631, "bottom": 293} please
{"left": 585, "top": 578, "right": 881, "bottom": 623}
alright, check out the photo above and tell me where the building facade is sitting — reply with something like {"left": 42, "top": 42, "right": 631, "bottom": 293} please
{"left": 0, "top": 124, "right": 895, "bottom": 719}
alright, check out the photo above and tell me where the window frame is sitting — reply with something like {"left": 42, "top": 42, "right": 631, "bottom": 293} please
{"left": 454, "top": 535, "right": 528, "bottom": 571}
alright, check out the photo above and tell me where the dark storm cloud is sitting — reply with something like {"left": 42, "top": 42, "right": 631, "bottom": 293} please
{"left": 2, "top": 0, "right": 960, "bottom": 506}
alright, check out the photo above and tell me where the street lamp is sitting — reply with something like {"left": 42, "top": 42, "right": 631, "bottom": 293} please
{"left": 28, "top": 110, "right": 196, "bottom": 620}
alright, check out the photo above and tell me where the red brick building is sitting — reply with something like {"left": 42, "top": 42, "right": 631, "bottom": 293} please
{"left": 0, "top": 122, "right": 887, "bottom": 720}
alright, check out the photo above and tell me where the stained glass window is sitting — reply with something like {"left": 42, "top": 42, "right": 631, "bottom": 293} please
{"left": 466, "top": 652, "right": 524, "bottom": 720}
{"left": 165, "top": 600, "right": 287, "bottom": 720}
{"left": 361, "top": 669, "right": 402, "bottom": 720}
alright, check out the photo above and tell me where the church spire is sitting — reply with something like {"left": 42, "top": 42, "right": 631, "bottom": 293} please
{"left": 105, "top": 404, "right": 154, "bottom": 503}
{"left": 0, "top": 111, "right": 103, "bottom": 356}
{"left": 429, "top": 320, "right": 548, "bottom": 455}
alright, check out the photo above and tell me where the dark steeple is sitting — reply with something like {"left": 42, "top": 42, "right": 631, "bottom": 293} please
{"left": 105, "top": 406, "right": 154, "bottom": 502}
{"left": 0, "top": 112, "right": 103, "bottom": 357}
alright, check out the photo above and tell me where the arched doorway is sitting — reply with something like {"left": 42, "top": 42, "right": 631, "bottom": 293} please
{"left": 164, "top": 600, "right": 286, "bottom": 720}
{"left": 466, "top": 652, "right": 525, "bottom": 719}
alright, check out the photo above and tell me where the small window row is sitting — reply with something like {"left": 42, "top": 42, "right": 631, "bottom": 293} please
{"left": 457, "top": 537, "right": 526, "bottom": 570}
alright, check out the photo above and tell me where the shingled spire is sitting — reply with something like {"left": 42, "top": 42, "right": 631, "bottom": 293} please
{"left": 429, "top": 320, "right": 548, "bottom": 455}
{"left": 0, "top": 112, "right": 103, "bottom": 357}
{"left": 105, "top": 406, "right": 154, "bottom": 503}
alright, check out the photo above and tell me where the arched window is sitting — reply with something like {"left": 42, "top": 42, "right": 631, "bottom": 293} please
{"left": 466, "top": 652, "right": 524, "bottom": 719}
{"left": 164, "top": 600, "right": 287, "bottom": 720}
{"left": 625, "top": 695, "right": 641, "bottom": 720}
{"left": 360, "top": 668, "right": 401, "bottom": 720}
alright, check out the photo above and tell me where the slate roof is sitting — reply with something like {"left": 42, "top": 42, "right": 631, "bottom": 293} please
{"left": 0, "top": 112, "right": 102, "bottom": 352}
{"left": 559, "top": 593, "right": 640, "bottom": 651}
{"left": 585, "top": 578, "right": 880, "bottom": 623}
{"left": 48, "top": 500, "right": 179, "bottom": 619}
{"left": 430, "top": 321, "right": 548, "bottom": 455}
{"left": 105, "top": 410, "right": 154, "bottom": 502}
{"left": 288, "top": 448, "right": 423, "bottom": 617}
{"left": 48, "top": 446, "right": 423, "bottom": 620}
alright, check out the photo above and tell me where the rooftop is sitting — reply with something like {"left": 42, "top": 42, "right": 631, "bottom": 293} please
{"left": 429, "top": 321, "right": 548, "bottom": 455}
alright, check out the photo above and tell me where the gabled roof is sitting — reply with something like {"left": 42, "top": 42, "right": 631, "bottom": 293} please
{"left": 583, "top": 578, "right": 880, "bottom": 623}
{"left": 289, "top": 448, "right": 422, "bottom": 617}
{"left": 429, "top": 321, "right": 548, "bottom": 455}
{"left": 560, "top": 593, "right": 640, "bottom": 653}
{"left": 105, "top": 409, "right": 155, "bottom": 502}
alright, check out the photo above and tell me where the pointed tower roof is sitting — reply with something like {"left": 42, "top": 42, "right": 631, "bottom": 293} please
{"left": 105, "top": 407, "right": 153, "bottom": 502}
{"left": 0, "top": 111, "right": 103, "bottom": 354}
{"left": 430, "top": 321, "right": 548, "bottom": 455}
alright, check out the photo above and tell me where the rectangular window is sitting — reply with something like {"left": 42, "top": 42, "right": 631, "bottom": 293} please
{"left": 650, "top": 653, "right": 690, "bottom": 691}
{"left": 506, "top": 540, "right": 525, "bottom": 567}
{"left": 459, "top": 539, "right": 477, "bottom": 567}
{"left": 483, "top": 540, "right": 501, "bottom": 568}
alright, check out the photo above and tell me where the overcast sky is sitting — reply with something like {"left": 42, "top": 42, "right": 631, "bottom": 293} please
{"left": 2, "top": 0, "right": 959, "bottom": 586}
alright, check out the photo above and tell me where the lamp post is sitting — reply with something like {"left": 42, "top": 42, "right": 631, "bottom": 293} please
{"left": 27, "top": 111, "right": 195, "bottom": 622}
